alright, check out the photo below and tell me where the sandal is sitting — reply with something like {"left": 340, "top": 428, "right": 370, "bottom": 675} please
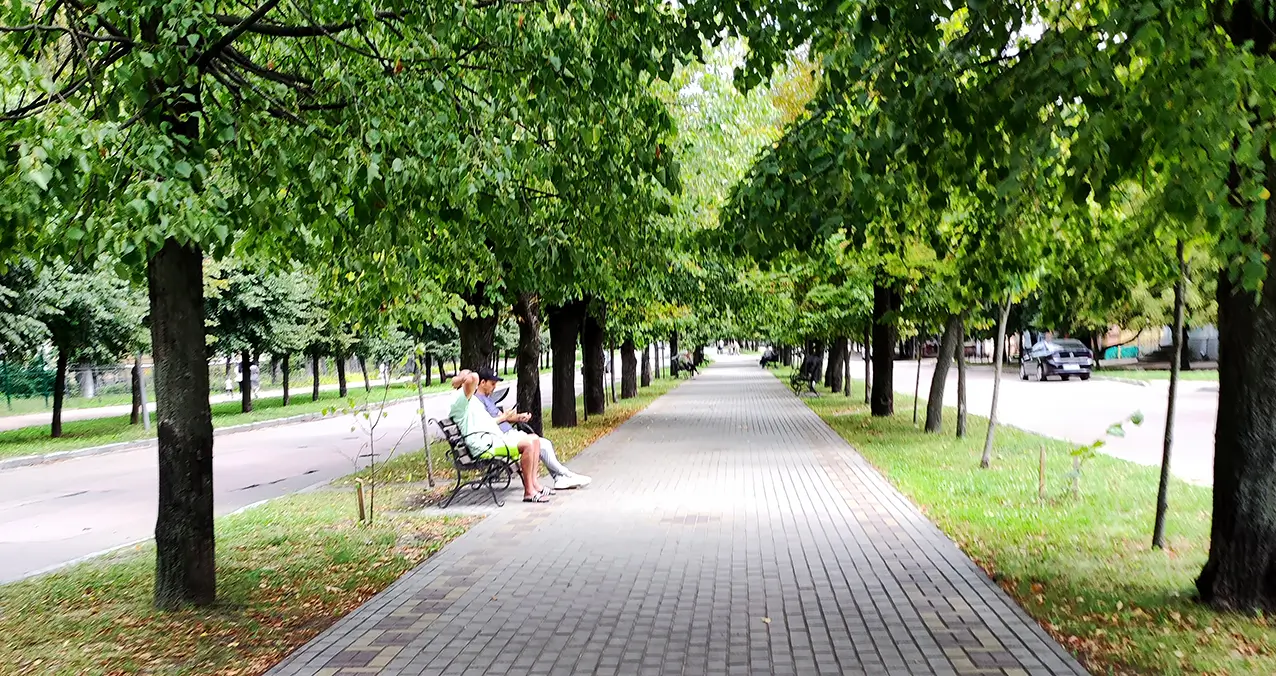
{"left": 522, "top": 493, "right": 551, "bottom": 503}
{"left": 538, "top": 486, "right": 557, "bottom": 497}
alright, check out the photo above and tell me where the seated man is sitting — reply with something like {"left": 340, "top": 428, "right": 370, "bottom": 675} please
{"left": 450, "top": 369, "right": 552, "bottom": 503}
{"left": 474, "top": 367, "right": 592, "bottom": 490}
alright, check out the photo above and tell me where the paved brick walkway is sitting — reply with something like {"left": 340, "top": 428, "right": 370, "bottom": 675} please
{"left": 268, "top": 357, "right": 1088, "bottom": 676}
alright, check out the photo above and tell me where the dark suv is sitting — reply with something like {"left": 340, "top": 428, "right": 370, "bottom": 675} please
{"left": 1020, "top": 339, "right": 1094, "bottom": 381}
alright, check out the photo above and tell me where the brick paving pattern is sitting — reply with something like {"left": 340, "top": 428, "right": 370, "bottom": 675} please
{"left": 268, "top": 357, "right": 1088, "bottom": 676}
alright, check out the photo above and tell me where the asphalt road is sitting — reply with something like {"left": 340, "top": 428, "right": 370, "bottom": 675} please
{"left": 866, "top": 359, "right": 1219, "bottom": 486}
{"left": 0, "top": 372, "right": 577, "bottom": 583}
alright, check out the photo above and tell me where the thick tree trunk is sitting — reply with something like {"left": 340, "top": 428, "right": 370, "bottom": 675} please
{"left": 925, "top": 315, "right": 962, "bottom": 433}
{"left": 956, "top": 315, "right": 969, "bottom": 438}
{"left": 582, "top": 302, "right": 607, "bottom": 416}
{"left": 513, "top": 293, "right": 544, "bottom": 436}
{"left": 621, "top": 338, "right": 638, "bottom": 399}
{"left": 311, "top": 352, "right": 321, "bottom": 402}
{"left": 827, "top": 337, "right": 847, "bottom": 393}
{"left": 1154, "top": 241, "right": 1187, "bottom": 550}
{"left": 547, "top": 301, "right": 585, "bottom": 428}
{"left": 669, "top": 331, "right": 680, "bottom": 376}
{"left": 437, "top": 355, "right": 447, "bottom": 383}
{"left": 423, "top": 353, "right": 433, "bottom": 386}
{"left": 51, "top": 350, "right": 67, "bottom": 438}
{"left": 458, "top": 289, "right": 498, "bottom": 371}
{"left": 1198, "top": 244, "right": 1276, "bottom": 608}
{"left": 131, "top": 361, "right": 143, "bottom": 425}
{"left": 693, "top": 345, "right": 704, "bottom": 368}
{"left": 358, "top": 355, "right": 371, "bottom": 391}
{"left": 149, "top": 238, "right": 215, "bottom": 609}
{"left": 336, "top": 356, "right": 348, "bottom": 398}
{"left": 981, "top": 300, "right": 1012, "bottom": 469}
{"left": 1181, "top": 323, "right": 1194, "bottom": 371}
{"left": 281, "top": 354, "right": 291, "bottom": 406}
{"left": 641, "top": 344, "right": 652, "bottom": 387}
{"left": 240, "top": 350, "right": 252, "bottom": 414}
{"left": 871, "top": 284, "right": 896, "bottom": 416}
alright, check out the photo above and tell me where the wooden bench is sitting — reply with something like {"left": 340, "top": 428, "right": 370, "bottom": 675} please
{"left": 673, "top": 355, "right": 699, "bottom": 378}
{"left": 789, "top": 356, "right": 820, "bottom": 396}
{"left": 432, "top": 417, "right": 521, "bottom": 507}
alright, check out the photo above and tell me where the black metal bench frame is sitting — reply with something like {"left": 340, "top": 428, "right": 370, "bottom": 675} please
{"left": 432, "top": 417, "right": 521, "bottom": 507}
{"left": 789, "top": 359, "right": 820, "bottom": 396}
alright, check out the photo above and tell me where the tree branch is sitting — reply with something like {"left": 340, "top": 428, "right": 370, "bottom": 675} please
{"left": 207, "top": 10, "right": 402, "bottom": 37}
{"left": 0, "top": 23, "right": 130, "bottom": 44}
{"left": 0, "top": 45, "right": 129, "bottom": 120}
{"left": 196, "top": 0, "right": 283, "bottom": 69}
{"left": 222, "top": 47, "right": 313, "bottom": 90}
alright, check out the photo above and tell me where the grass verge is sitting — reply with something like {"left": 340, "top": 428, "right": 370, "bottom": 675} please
{"left": 1, "top": 375, "right": 679, "bottom": 676}
{"left": 1096, "top": 369, "right": 1218, "bottom": 382}
{"left": 0, "top": 381, "right": 448, "bottom": 461}
{"left": 775, "top": 367, "right": 1272, "bottom": 676}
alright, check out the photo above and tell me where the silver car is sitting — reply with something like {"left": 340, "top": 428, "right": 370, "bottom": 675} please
{"left": 1020, "top": 339, "right": 1094, "bottom": 382}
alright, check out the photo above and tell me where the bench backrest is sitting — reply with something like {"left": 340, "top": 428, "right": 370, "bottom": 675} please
{"left": 436, "top": 418, "right": 480, "bottom": 467}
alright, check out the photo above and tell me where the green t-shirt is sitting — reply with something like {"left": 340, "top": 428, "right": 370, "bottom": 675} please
{"left": 450, "top": 390, "right": 505, "bottom": 454}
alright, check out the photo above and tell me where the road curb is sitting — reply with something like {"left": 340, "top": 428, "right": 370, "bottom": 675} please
{"left": 0, "top": 396, "right": 422, "bottom": 472}
{"left": 1092, "top": 375, "right": 1152, "bottom": 387}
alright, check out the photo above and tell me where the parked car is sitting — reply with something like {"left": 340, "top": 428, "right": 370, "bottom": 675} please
{"left": 1020, "top": 339, "right": 1094, "bottom": 381}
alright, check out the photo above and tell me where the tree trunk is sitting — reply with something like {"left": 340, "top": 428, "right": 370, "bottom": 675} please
{"left": 925, "top": 315, "right": 962, "bottom": 433}
{"left": 358, "top": 355, "right": 371, "bottom": 392}
{"left": 693, "top": 344, "right": 704, "bottom": 368}
{"left": 913, "top": 335, "right": 924, "bottom": 424}
{"left": 1180, "top": 323, "right": 1194, "bottom": 371}
{"left": 131, "top": 361, "right": 143, "bottom": 425}
{"left": 621, "top": 338, "right": 638, "bottom": 399}
{"left": 437, "top": 355, "right": 447, "bottom": 383}
{"left": 981, "top": 299, "right": 1012, "bottom": 469}
{"left": 336, "top": 356, "right": 348, "bottom": 398}
{"left": 871, "top": 284, "right": 896, "bottom": 416}
{"left": 423, "top": 353, "right": 433, "bottom": 386}
{"left": 1197, "top": 229, "right": 1276, "bottom": 608}
{"left": 582, "top": 302, "right": 607, "bottom": 416}
{"left": 281, "top": 354, "right": 291, "bottom": 406}
{"left": 1154, "top": 240, "right": 1187, "bottom": 550}
{"left": 826, "top": 337, "right": 847, "bottom": 393}
{"left": 311, "top": 352, "right": 321, "bottom": 401}
{"left": 641, "top": 344, "right": 652, "bottom": 387}
{"left": 51, "top": 350, "right": 68, "bottom": 438}
{"left": 458, "top": 289, "right": 498, "bottom": 371}
{"left": 513, "top": 293, "right": 544, "bottom": 436}
{"left": 149, "top": 237, "right": 215, "bottom": 609}
{"left": 669, "top": 330, "right": 680, "bottom": 376}
{"left": 956, "top": 314, "right": 969, "bottom": 439}
{"left": 547, "top": 301, "right": 585, "bottom": 428}
{"left": 843, "top": 342, "right": 851, "bottom": 396}
{"left": 240, "top": 350, "right": 252, "bottom": 414}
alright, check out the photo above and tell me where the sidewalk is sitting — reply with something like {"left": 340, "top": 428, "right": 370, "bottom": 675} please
{"left": 268, "top": 356, "right": 1087, "bottom": 676}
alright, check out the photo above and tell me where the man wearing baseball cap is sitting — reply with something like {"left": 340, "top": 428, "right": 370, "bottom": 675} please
{"left": 449, "top": 369, "right": 552, "bottom": 502}
{"left": 474, "top": 367, "right": 592, "bottom": 490}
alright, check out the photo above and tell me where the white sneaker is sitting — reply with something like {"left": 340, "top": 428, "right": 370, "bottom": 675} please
{"left": 570, "top": 474, "right": 592, "bottom": 488}
{"left": 554, "top": 475, "right": 576, "bottom": 490}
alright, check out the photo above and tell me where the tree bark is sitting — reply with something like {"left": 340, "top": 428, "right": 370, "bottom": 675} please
{"left": 981, "top": 299, "right": 1012, "bottom": 469}
{"left": 513, "top": 293, "right": 544, "bottom": 436}
{"left": 827, "top": 337, "right": 847, "bottom": 393}
{"left": 925, "top": 315, "right": 962, "bottom": 433}
{"left": 582, "top": 302, "right": 607, "bottom": 415}
{"left": 843, "top": 342, "right": 851, "bottom": 396}
{"left": 1154, "top": 240, "right": 1187, "bottom": 550}
{"left": 458, "top": 288, "right": 498, "bottom": 371}
{"left": 311, "top": 352, "right": 321, "bottom": 402}
{"left": 669, "top": 330, "right": 680, "bottom": 376}
{"left": 149, "top": 238, "right": 215, "bottom": 609}
{"left": 1181, "top": 323, "right": 1194, "bottom": 371}
{"left": 240, "top": 350, "right": 252, "bottom": 414}
{"left": 281, "top": 353, "right": 291, "bottom": 406}
{"left": 641, "top": 344, "right": 652, "bottom": 387}
{"left": 547, "top": 300, "right": 585, "bottom": 428}
{"left": 956, "top": 315, "right": 969, "bottom": 438}
{"left": 871, "top": 283, "right": 896, "bottom": 416}
{"left": 621, "top": 338, "right": 638, "bottom": 399}
{"left": 336, "top": 356, "right": 348, "bottom": 398}
{"left": 131, "top": 361, "right": 143, "bottom": 425}
{"left": 423, "top": 353, "right": 433, "bottom": 386}
{"left": 437, "top": 355, "right": 447, "bottom": 382}
{"left": 51, "top": 350, "right": 67, "bottom": 438}
{"left": 913, "top": 335, "right": 924, "bottom": 424}
{"left": 358, "top": 355, "right": 371, "bottom": 392}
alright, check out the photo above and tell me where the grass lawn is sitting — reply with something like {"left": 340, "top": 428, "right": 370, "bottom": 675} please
{"left": 0, "top": 375, "right": 679, "bottom": 675}
{"left": 0, "top": 381, "right": 447, "bottom": 461}
{"left": 1097, "top": 369, "right": 1219, "bottom": 382}
{"left": 777, "top": 368, "right": 1273, "bottom": 675}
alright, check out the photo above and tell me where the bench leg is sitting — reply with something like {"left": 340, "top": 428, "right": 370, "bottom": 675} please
{"left": 440, "top": 470, "right": 466, "bottom": 508}
{"left": 485, "top": 464, "right": 506, "bottom": 507}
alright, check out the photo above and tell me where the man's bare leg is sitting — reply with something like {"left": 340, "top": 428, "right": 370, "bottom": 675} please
{"left": 518, "top": 438, "right": 546, "bottom": 494}
{"left": 518, "top": 448, "right": 537, "bottom": 497}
